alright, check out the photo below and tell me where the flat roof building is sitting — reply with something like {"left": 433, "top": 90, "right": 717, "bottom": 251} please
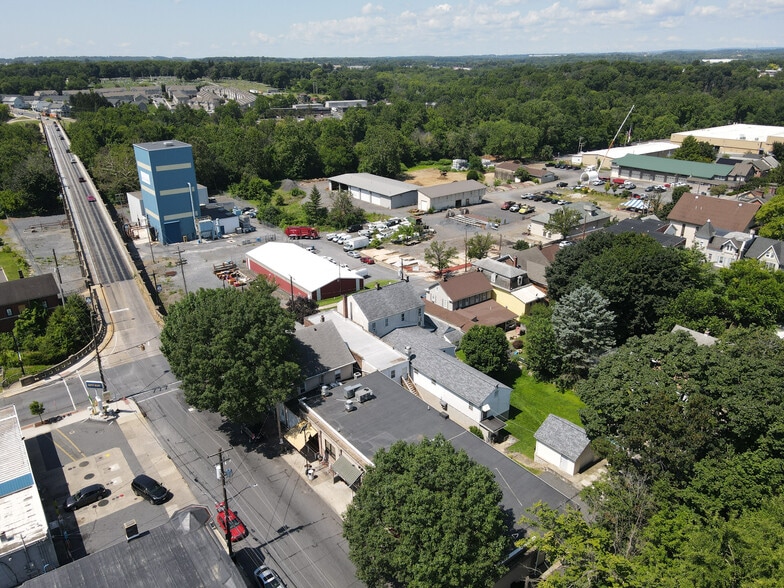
{"left": 670, "top": 124, "right": 784, "bottom": 156}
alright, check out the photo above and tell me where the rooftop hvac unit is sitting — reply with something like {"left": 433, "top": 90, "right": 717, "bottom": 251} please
{"left": 344, "top": 384, "right": 362, "bottom": 399}
{"left": 359, "top": 389, "right": 374, "bottom": 403}
{"left": 345, "top": 400, "right": 356, "bottom": 412}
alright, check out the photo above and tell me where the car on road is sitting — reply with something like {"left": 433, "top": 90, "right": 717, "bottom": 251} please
{"left": 556, "top": 182, "right": 568, "bottom": 188}
{"left": 215, "top": 502, "right": 248, "bottom": 542}
{"left": 346, "top": 250, "right": 361, "bottom": 258}
{"left": 78, "top": 177, "right": 86, "bottom": 183}
{"left": 64, "top": 484, "right": 108, "bottom": 512}
{"left": 500, "top": 201, "right": 515, "bottom": 210}
{"left": 86, "top": 195, "right": 96, "bottom": 202}
{"left": 254, "top": 564, "right": 286, "bottom": 587}
{"left": 360, "top": 256, "right": 375, "bottom": 264}
{"left": 131, "top": 474, "right": 169, "bottom": 505}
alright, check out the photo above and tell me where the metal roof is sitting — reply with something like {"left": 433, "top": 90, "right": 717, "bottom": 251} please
{"left": 613, "top": 154, "right": 734, "bottom": 179}
{"left": 329, "top": 173, "right": 416, "bottom": 197}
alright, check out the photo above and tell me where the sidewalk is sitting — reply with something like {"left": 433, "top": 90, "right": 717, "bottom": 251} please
{"left": 278, "top": 448, "right": 355, "bottom": 517}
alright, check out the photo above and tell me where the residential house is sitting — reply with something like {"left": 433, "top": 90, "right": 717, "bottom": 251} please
{"left": 0, "top": 274, "right": 61, "bottom": 333}
{"left": 497, "top": 247, "right": 553, "bottom": 292}
{"left": 345, "top": 281, "right": 424, "bottom": 338}
{"left": 666, "top": 193, "right": 760, "bottom": 248}
{"left": 527, "top": 202, "right": 610, "bottom": 242}
{"left": 743, "top": 236, "right": 784, "bottom": 270}
{"left": 534, "top": 414, "right": 597, "bottom": 476}
{"left": 692, "top": 221, "right": 754, "bottom": 268}
{"left": 425, "top": 271, "right": 518, "bottom": 331}
{"left": 493, "top": 161, "right": 522, "bottom": 182}
{"left": 473, "top": 257, "right": 546, "bottom": 316}
{"left": 523, "top": 165, "right": 557, "bottom": 184}
{"left": 603, "top": 217, "right": 686, "bottom": 248}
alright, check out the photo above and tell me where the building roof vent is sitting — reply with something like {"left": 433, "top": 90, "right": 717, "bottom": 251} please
{"left": 163, "top": 141, "right": 174, "bottom": 146}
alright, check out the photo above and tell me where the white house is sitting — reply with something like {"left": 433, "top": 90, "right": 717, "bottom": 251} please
{"left": 345, "top": 281, "right": 425, "bottom": 338}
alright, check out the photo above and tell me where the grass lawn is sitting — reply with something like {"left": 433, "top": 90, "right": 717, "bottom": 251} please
{"left": 0, "top": 223, "right": 29, "bottom": 280}
{"left": 503, "top": 368, "right": 585, "bottom": 459}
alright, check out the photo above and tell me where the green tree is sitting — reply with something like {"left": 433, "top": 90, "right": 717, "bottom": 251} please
{"left": 160, "top": 280, "right": 301, "bottom": 423}
{"left": 522, "top": 305, "right": 563, "bottom": 381}
{"left": 709, "top": 183, "right": 728, "bottom": 196}
{"left": 755, "top": 190, "right": 784, "bottom": 240}
{"left": 672, "top": 135, "right": 715, "bottom": 163}
{"left": 544, "top": 207, "right": 583, "bottom": 240}
{"left": 303, "top": 185, "right": 327, "bottom": 226}
{"left": 551, "top": 285, "right": 615, "bottom": 380}
{"left": 29, "top": 401, "right": 45, "bottom": 423}
{"left": 466, "top": 233, "right": 494, "bottom": 261}
{"left": 37, "top": 295, "right": 92, "bottom": 362}
{"left": 718, "top": 259, "right": 784, "bottom": 328}
{"left": 356, "top": 124, "right": 402, "bottom": 178}
{"left": 327, "top": 190, "right": 366, "bottom": 229}
{"left": 460, "top": 324, "right": 509, "bottom": 375}
{"left": 343, "top": 435, "right": 511, "bottom": 588}
{"left": 424, "top": 241, "right": 458, "bottom": 276}
{"left": 13, "top": 301, "right": 48, "bottom": 351}
{"left": 286, "top": 296, "right": 318, "bottom": 325}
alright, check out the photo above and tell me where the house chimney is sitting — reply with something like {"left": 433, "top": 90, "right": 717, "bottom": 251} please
{"left": 342, "top": 294, "right": 348, "bottom": 317}
{"left": 514, "top": 256, "right": 519, "bottom": 268}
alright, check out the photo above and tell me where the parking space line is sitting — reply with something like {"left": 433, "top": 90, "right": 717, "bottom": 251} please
{"left": 55, "top": 428, "right": 86, "bottom": 458}
{"left": 53, "top": 440, "right": 79, "bottom": 463}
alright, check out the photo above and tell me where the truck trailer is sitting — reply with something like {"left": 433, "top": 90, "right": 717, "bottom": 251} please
{"left": 285, "top": 226, "right": 319, "bottom": 239}
{"left": 343, "top": 236, "right": 369, "bottom": 251}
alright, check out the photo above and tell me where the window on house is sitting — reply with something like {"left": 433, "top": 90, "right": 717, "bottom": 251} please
{"left": 385, "top": 318, "right": 388, "bottom": 327}
{"left": 390, "top": 369, "right": 396, "bottom": 379}
{"left": 401, "top": 313, "right": 405, "bottom": 321}
{"left": 5, "top": 309, "right": 11, "bottom": 317}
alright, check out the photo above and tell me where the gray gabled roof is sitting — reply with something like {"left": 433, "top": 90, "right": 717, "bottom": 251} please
{"left": 534, "top": 414, "right": 590, "bottom": 462}
{"left": 294, "top": 321, "right": 355, "bottom": 378}
{"left": 329, "top": 173, "right": 416, "bottom": 197}
{"left": 744, "top": 236, "right": 784, "bottom": 264}
{"left": 395, "top": 341, "right": 508, "bottom": 407}
{"left": 350, "top": 281, "right": 424, "bottom": 323}
{"left": 473, "top": 257, "right": 527, "bottom": 280}
{"left": 0, "top": 274, "right": 59, "bottom": 307}
{"left": 418, "top": 180, "right": 486, "bottom": 198}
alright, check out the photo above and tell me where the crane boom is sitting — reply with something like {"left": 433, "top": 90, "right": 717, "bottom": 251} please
{"left": 597, "top": 105, "right": 635, "bottom": 171}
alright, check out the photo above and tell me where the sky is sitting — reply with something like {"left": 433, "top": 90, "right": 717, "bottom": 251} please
{"left": 2, "top": 0, "right": 782, "bottom": 60}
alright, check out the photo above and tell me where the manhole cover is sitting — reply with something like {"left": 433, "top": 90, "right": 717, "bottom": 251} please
{"left": 84, "top": 473, "right": 95, "bottom": 480}
{"left": 79, "top": 461, "right": 90, "bottom": 467}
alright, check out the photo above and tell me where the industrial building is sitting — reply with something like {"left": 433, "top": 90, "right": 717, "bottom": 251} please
{"left": 416, "top": 180, "right": 486, "bottom": 212}
{"left": 670, "top": 123, "right": 784, "bottom": 156}
{"left": 246, "top": 242, "right": 364, "bottom": 300}
{"left": 131, "top": 140, "right": 205, "bottom": 245}
{"left": 328, "top": 173, "right": 418, "bottom": 209}
{"left": 575, "top": 141, "right": 679, "bottom": 170}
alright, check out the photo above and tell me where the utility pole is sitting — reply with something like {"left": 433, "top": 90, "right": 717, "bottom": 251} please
{"left": 176, "top": 248, "right": 188, "bottom": 296}
{"left": 209, "top": 448, "right": 234, "bottom": 560}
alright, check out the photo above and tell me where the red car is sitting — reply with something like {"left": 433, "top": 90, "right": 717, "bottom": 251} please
{"left": 360, "top": 256, "right": 375, "bottom": 264}
{"left": 215, "top": 502, "right": 248, "bottom": 542}
{"left": 86, "top": 195, "right": 96, "bottom": 202}
{"left": 500, "top": 200, "right": 515, "bottom": 210}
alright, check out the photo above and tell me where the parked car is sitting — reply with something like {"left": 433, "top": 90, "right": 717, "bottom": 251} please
{"left": 521, "top": 193, "right": 533, "bottom": 199}
{"left": 644, "top": 185, "right": 655, "bottom": 192}
{"left": 360, "top": 256, "right": 375, "bottom": 264}
{"left": 592, "top": 179, "right": 605, "bottom": 186}
{"left": 215, "top": 502, "right": 248, "bottom": 542}
{"left": 500, "top": 201, "right": 515, "bottom": 210}
{"left": 556, "top": 182, "right": 568, "bottom": 188}
{"left": 509, "top": 204, "right": 521, "bottom": 213}
{"left": 64, "top": 484, "right": 108, "bottom": 512}
{"left": 131, "top": 474, "right": 169, "bottom": 505}
{"left": 346, "top": 250, "right": 361, "bottom": 258}
{"left": 254, "top": 564, "right": 286, "bottom": 587}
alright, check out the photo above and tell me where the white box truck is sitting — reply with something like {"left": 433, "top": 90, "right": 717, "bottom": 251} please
{"left": 343, "top": 236, "right": 369, "bottom": 251}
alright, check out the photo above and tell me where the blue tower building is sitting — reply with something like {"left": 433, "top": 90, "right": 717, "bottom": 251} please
{"left": 133, "top": 140, "right": 199, "bottom": 245}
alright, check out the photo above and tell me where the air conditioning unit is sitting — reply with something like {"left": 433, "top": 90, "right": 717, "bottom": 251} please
{"left": 439, "top": 411, "right": 449, "bottom": 419}
{"left": 345, "top": 400, "right": 356, "bottom": 412}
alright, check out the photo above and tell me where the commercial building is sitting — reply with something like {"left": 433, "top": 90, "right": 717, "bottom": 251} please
{"left": 576, "top": 141, "right": 679, "bottom": 170}
{"left": 670, "top": 124, "right": 784, "bottom": 156}
{"left": 611, "top": 154, "right": 734, "bottom": 186}
{"left": 416, "top": 180, "right": 486, "bottom": 212}
{"left": 0, "top": 406, "right": 58, "bottom": 587}
{"left": 132, "top": 140, "right": 203, "bottom": 245}
{"left": 328, "top": 173, "right": 418, "bottom": 209}
{"left": 246, "top": 242, "right": 364, "bottom": 300}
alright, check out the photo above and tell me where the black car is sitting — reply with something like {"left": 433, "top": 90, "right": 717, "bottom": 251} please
{"left": 64, "top": 484, "right": 108, "bottom": 512}
{"left": 556, "top": 182, "right": 568, "bottom": 188}
{"left": 131, "top": 474, "right": 169, "bottom": 505}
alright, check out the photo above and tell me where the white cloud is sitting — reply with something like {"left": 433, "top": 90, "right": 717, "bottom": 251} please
{"left": 690, "top": 4, "right": 721, "bottom": 16}
{"left": 56, "top": 38, "right": 74, "bottom": 48}
{"left": 361, "top": 3, "right": 384, "bottom": 14}
{"left": 250, "top": 31, "right": 277, "bottom": 45}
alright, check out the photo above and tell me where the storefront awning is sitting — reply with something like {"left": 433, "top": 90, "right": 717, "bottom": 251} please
{"left": 332, "top": 455, "right": 363, "bottom": 487}
{"left": 284, "top": 421, "right": 316, "bottom": 452}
